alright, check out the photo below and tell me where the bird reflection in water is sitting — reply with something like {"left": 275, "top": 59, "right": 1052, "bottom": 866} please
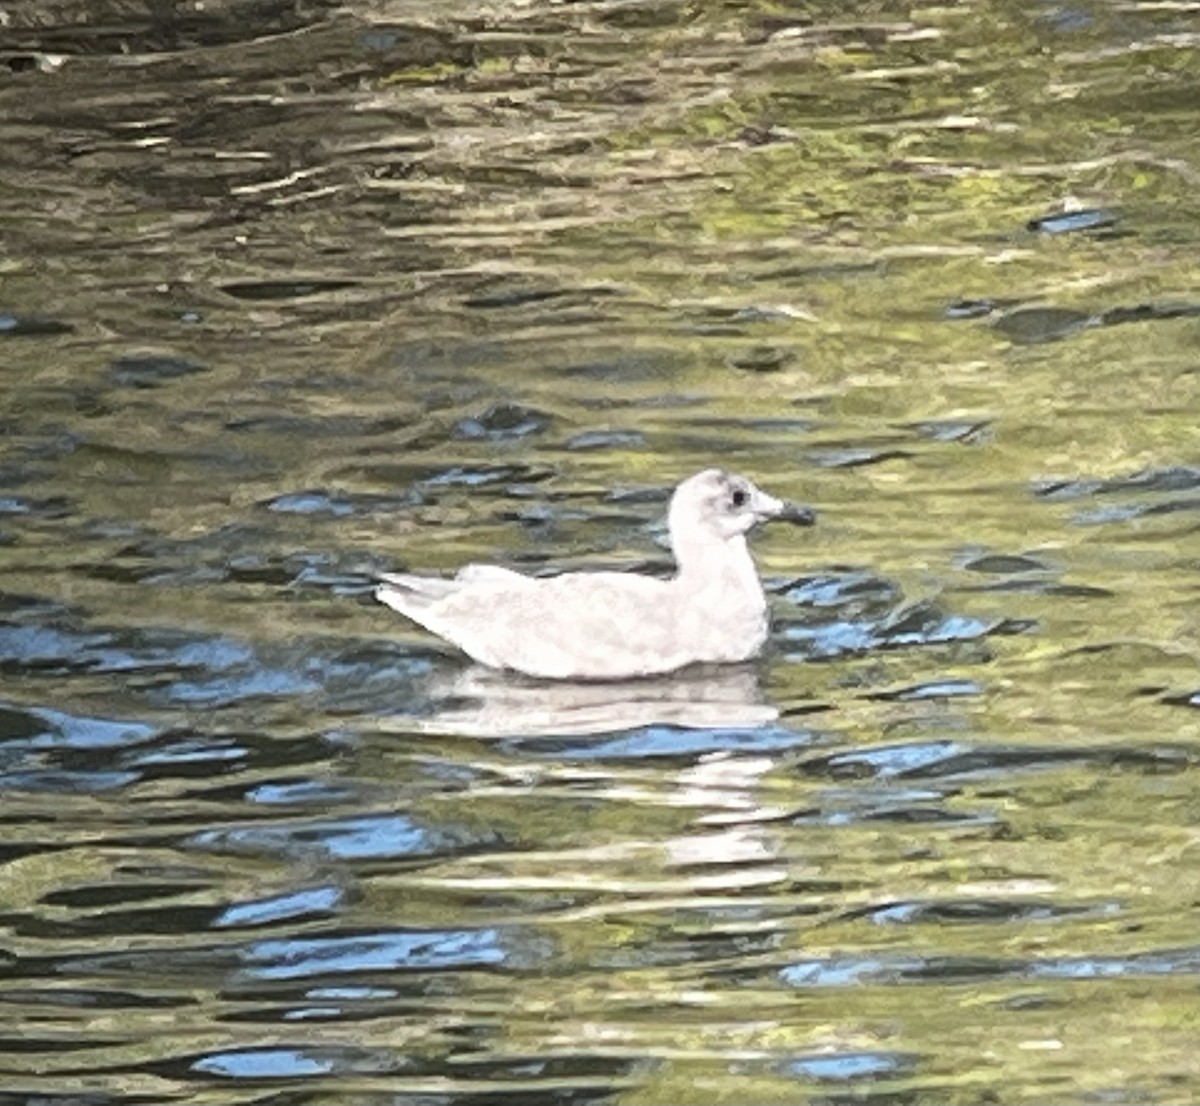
{"left": 379, "top": 662, "right": 803, "bottom": 885}
{"left": 388, "top": 662, "right": 779, "bottom": 738}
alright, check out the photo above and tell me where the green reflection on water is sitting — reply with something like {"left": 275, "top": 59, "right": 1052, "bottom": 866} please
{"left": 1, "top": 1, "right": 1200, "bottom": 1103}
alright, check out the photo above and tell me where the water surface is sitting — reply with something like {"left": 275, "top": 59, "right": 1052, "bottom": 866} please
{"left": 2, "top": 1, "right": 1200, "bottom": 1103}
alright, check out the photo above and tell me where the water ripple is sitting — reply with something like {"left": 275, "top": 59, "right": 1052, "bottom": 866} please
{"left": 189, "top": 813, "right": 502, "bottom": 863}
{"left": 239, "top": 928, "right": 510, "bottom": 981}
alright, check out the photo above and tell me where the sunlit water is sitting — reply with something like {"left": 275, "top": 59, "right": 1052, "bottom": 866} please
{"left": 2, "top": 2, "right": 1200, "bottom": 1103}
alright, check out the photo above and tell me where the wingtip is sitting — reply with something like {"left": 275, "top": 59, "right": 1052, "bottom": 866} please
{"left": 375, "top": 580, "right": 419, "bottom": 618}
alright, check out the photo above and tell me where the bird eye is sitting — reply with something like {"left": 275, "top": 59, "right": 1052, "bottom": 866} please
{"left": 731, "top": 488, "right": 748, "bottom": 508}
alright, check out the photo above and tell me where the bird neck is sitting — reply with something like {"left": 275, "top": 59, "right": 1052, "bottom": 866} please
{"left": 674, "top": 532, "right": 762, "bottom": 598}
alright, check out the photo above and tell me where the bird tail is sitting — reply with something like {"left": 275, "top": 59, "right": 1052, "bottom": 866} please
{"left": 374, "top": 572, "right": 457, "bottom": 614}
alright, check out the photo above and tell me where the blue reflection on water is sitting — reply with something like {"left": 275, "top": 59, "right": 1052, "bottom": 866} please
{"left": 781, "top": 947, "right": 1200, "bottom": 988}
{"left": 190, "top": 812, "right": 490, "bottom": 861}
{"left": 511, "top": 723, "right": 812, "bottom": 761}
{"left": 788, "top": 1050, "right": 912, "bottom": 1081}
{"left": 0, "top": 703, "right": 156, "bottom": 748}
{"left": 214, "top": 886, "right": 343, "bottom": 929}
{"left": 240, "top": 928, "right": 506, "bottom": 980}
{"left": 193, "top": 1047, "right": 335, "bottom": 1078}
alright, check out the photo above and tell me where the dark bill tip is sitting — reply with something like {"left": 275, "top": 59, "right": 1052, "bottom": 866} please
{"left": 778, "top": 502, "right": 816, "bottom": 527}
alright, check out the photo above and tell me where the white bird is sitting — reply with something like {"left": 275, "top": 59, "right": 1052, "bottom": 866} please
{"left": 374, "top": 468, "right": 815, "bottom": 681}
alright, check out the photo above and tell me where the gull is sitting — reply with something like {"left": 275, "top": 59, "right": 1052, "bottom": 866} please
{"left": 375, "top": 468, "right": 815, "bottom": 681}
